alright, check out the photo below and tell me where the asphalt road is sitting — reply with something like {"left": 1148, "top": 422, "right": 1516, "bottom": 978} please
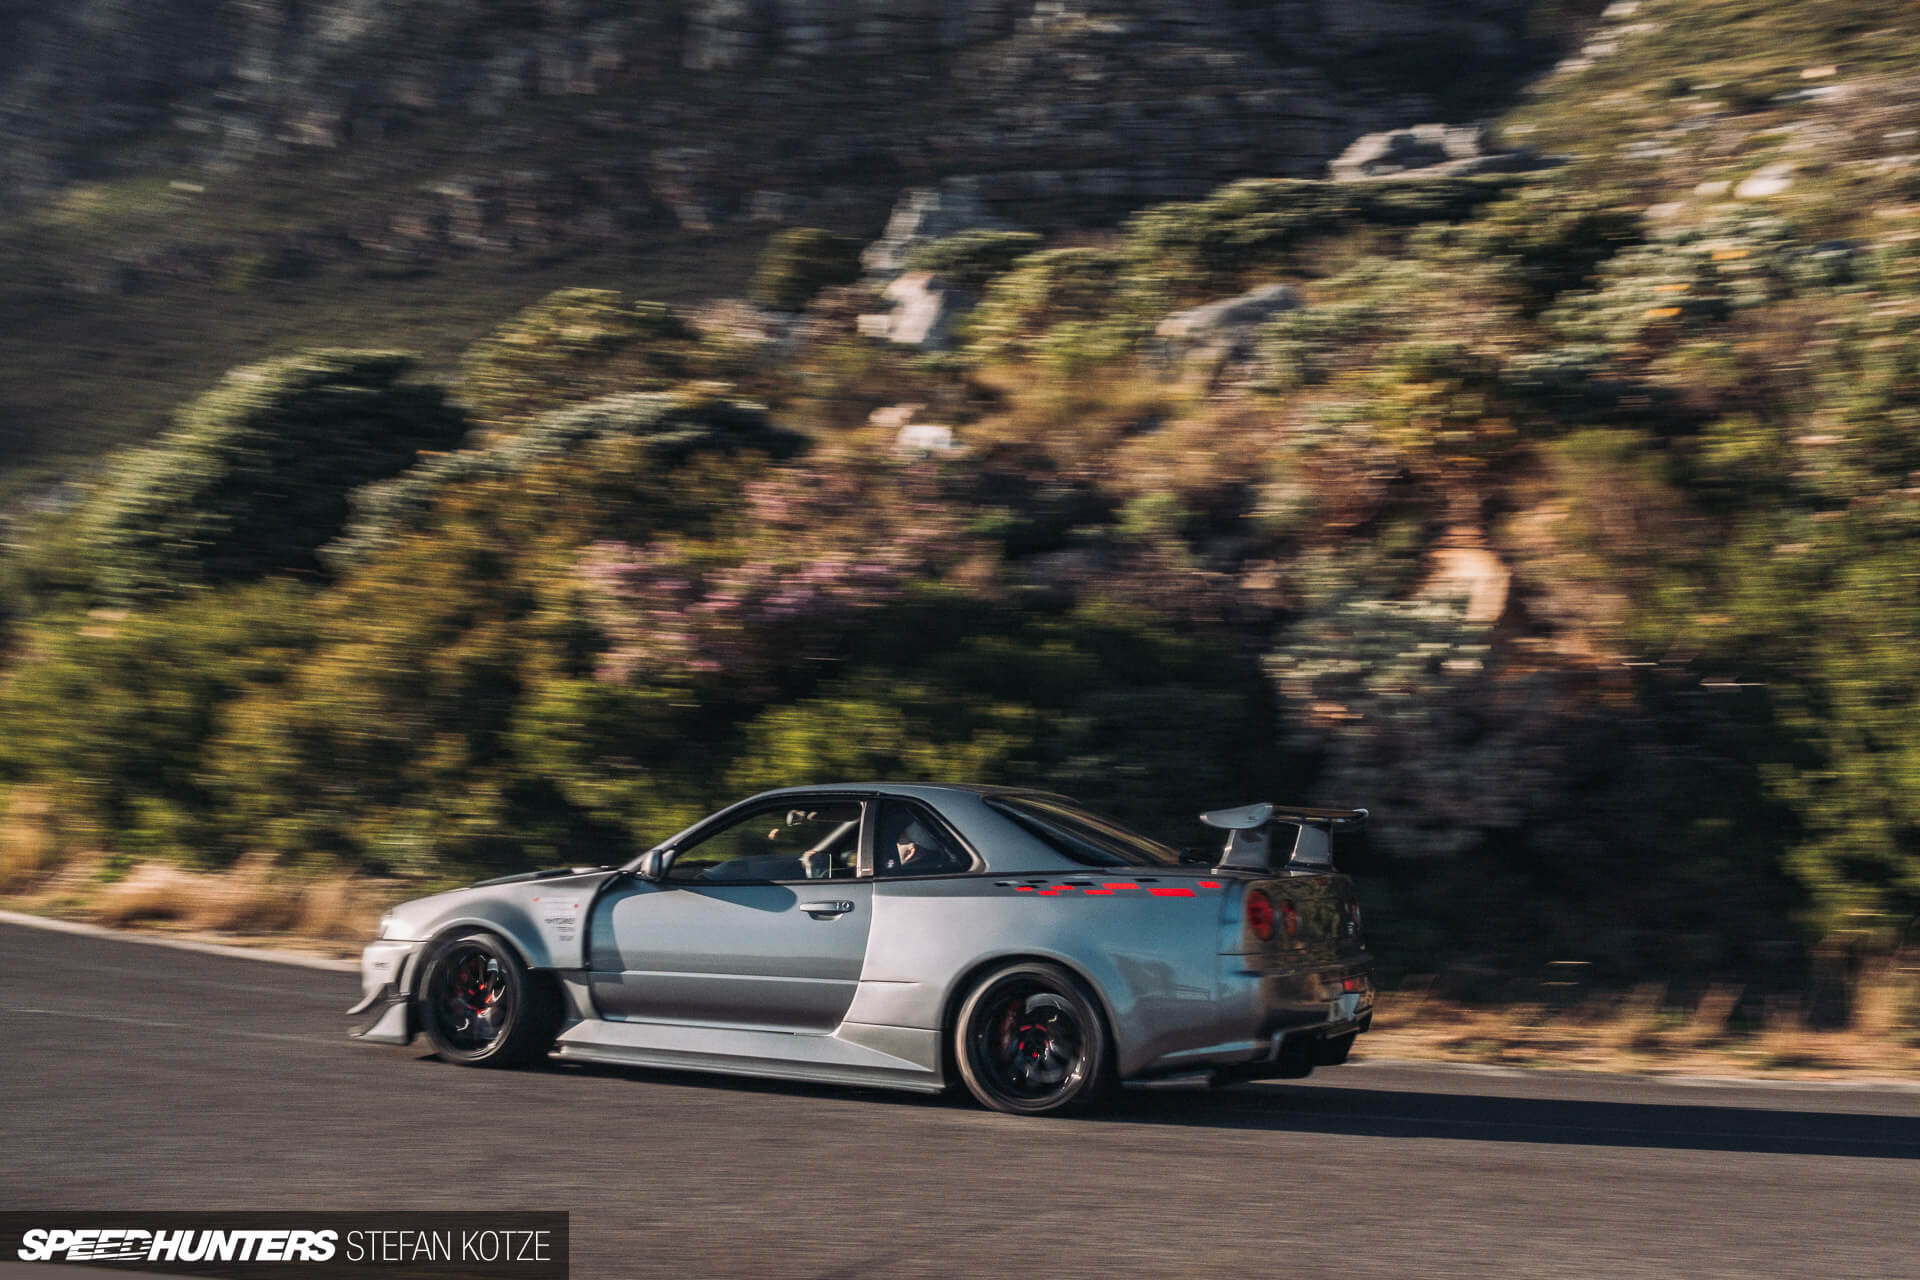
{"left": 5, "top": 921, "right": 1919, "bottom": 1280}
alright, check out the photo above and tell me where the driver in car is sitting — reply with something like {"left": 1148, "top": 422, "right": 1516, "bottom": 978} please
{"left": 792, "top": 815, "right": 859, "bottom": 879}
{"left": 877, "top": 818, "right": 968, "bottom": 876}
{"left": 797, "top": 815, "right": 969, "bottom": 877}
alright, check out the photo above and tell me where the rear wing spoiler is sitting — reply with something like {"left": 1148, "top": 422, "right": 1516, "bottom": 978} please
{"left": 1198, "top": 803, "right": 1369, "bottom": 872}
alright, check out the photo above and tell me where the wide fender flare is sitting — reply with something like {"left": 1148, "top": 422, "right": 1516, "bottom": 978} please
{"left": 404, "top": 906, "right": 555, "bottom": 991}
{"left": 933, "top": 939, "right": 1231, "bottom": 1084}
{"left": 936, "top": 945, "right": 1127, "bottom": 1044}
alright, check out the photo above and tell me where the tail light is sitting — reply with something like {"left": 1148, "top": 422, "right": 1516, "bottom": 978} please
{"left": 1279, "top": 898, "right": 1299, "bottom": 940}
{"left": 1246, "top": 889, "right": 1275, "bottom": 941}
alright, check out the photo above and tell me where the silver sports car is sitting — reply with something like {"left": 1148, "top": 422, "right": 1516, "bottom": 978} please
{"left": 349, "top": 784, "right": 1373, "bottom": 1115}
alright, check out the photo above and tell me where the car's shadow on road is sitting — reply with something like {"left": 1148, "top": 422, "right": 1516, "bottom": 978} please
{"left": 493, "top": 1054, "right": 1920, "bottom": 1159}
{"left": 502, "top": 1053, "right": 959, "bottom": 1109}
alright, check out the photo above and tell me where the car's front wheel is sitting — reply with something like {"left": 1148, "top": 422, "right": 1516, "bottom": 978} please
{"left": 954, "top": 961, "right": 1112, "bottom": 1116}
{"left": 418, "top": 931, "right": 561, "bottom": 1068}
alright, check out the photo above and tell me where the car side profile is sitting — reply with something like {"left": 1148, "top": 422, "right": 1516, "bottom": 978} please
{"left": 349, "top": 784, "right": 1373, "bottom": 1115}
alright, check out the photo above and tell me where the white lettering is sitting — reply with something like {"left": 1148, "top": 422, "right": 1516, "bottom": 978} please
{"left": 300, "top": 1229, "right": 339, "bottom": 1263}
{"left": 17, "top": 1229, "right": 50, "bottom": 1262}
{"left": 21, "top": 1223, "right": 388, "bottom": 1267}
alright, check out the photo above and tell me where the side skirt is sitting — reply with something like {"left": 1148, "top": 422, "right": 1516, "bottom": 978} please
{"left": 550, "top": 1016, "right": 946, "bottom": 1094}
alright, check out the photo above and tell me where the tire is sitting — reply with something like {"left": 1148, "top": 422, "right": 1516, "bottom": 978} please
{"left": 954, "top": 961, "right": 1113, "bottom": 1116}
{"left": 417, "top": 931, "right": 562, "bottom": 1068}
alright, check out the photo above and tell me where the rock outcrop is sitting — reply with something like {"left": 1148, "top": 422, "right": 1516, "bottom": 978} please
{"left": 1, "top": 0, "right": 1551, "bottom": 216}
{"left": 1157, "top": 283, "right": 1303, "bottom": 343}
{"left": 857, "top": 272, "right": 973, "bottom": 348}
{"left": 861, "top": 187, "right": 1010, "bottom": 278}
{"left": 1328, "top": 123, "right": 1552, "bottom": 181}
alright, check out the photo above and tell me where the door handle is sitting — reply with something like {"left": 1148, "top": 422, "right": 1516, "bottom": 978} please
{"left": 800, "top": 900, "right": 855, "bottom": 918}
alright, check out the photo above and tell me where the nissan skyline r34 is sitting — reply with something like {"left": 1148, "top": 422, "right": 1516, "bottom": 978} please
{"left": 348, "top": 784, "right": 1373, "bottom": 1115}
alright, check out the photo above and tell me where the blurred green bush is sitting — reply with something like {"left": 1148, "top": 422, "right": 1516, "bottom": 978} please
{"left": 748, "top": 228, "right": 863, "bottom": 312}
{"left": 902, "top": 230, "right": 1045, "bottom": 289}
{"left": 82, "top": 350, "right": 466, "bottom": 600}
{"left": 460, "top": 289, "right": 698, "bottom": 431}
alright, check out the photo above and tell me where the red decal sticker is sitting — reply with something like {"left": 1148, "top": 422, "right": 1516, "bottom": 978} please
{"left": 1198, "top": 880, "right": 1222, "bottom": 889}
{"left": 1148, "top": 887, "right": 1196, "bottom": 898}
{"left": 1014, "top": 886, "right": 1035, "bottom": 892}
{"left": 1083, "top": 888, "right": 1114, "bottom": 896}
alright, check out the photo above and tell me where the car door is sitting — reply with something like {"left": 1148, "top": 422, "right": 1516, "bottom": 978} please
{"left": 586, "top": 797, "right": 872, "bottom": 1033}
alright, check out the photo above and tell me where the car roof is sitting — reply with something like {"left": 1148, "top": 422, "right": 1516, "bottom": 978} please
{"left": 741, "top": 782, "right": 1061, "bottom": 805}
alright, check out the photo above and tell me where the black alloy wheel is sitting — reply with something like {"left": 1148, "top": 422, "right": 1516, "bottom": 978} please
{"left": 418, "top": 931, "right": 561, "bottom": 1067}
{"left": 955, "top": 961, "right": 1112, "bottom": 1116}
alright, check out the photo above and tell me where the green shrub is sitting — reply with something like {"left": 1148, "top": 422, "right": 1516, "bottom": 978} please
{"left": 725, "top": 603, "right": 1279, "bottom": 838}
{"left": 903, "top": 230, "right": 1045, "bottom": 289}
{"left": 1545, "top": 213, "right": 1808, "bottom": 349}
{"left": 748, "top": 228, "right": 863, "bottom": 312}
{"left": 1416, "top": 190, "right": 1644, "bottom": 314}
{"left": 0, "top": 583, "right": 320, "bottom": 863}
{"left": 324, "top": 389, "right": 801, "bottom": 572}
{"left": 459, "top": 289, "right": 695, "bottom": 430}
{"left": 84, "top": 350, "right": 466, "bottom": 600}
{"left": 963, "top": 248, "right": 1144, "bottom": 364}
{"left": 1123, "top": 175, "right": 1522, "bottom": 296}
{"left": 1256, "top": 298, "right": 1392, "bottom": 392}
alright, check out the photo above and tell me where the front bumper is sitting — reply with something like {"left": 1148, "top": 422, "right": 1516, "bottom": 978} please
{"left": 347, "top": 938, "right": 420, "bottom": 1044}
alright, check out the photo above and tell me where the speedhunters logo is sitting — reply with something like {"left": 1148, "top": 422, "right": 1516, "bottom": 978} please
{"left": 1, "top": 1214, "right": 567, "bottom": 1279}
{"left": 19, "top": 1229, "right": 339, "bottom": 1264}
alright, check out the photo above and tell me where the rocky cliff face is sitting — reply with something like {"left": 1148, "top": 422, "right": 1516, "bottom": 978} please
{"left": 0, "top": 0, "right": 1549, "bottom": 215}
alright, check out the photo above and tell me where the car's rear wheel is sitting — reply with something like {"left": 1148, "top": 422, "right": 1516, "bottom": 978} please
{"left": 418, "top": 931, "right": 561, "bottom": 1068}
{"left": 954, "top": 962, "right": 1112, "bottom": 1116}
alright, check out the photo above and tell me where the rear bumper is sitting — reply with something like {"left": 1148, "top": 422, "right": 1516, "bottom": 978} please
{"left": 347, "top": 938, "right": 420, "bottom": 1044}
{"left": 1126, "top": 954, "right": 1374, "bottom": 1081}
{"left": 1238, "top": 960, "right": 1374, "bottom": 1042}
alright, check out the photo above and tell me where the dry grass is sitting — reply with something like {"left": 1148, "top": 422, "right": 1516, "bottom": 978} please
{"left": 3, "top": 849, "right": 409, "bottom": 959}
{"left": 88, "top": 854, "right": 389, "bottom": 946}
{"left": 1362, "top": 967, "right": 1920, "bottom": 1080}
{"left": 0, "top": 786, "right": 62, "bottom": 891}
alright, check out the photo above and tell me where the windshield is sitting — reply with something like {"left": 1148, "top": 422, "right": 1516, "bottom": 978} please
{"left": 987, "top": 795, "right": 1184, "bottom": 868}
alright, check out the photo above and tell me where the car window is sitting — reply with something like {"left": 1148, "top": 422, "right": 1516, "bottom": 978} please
{"left": 986, "top": 795, "right": 1183, "bottom": 867}
{"left": 873, "top": 799, "right": 974, "bottom": 877}
{"left": 667, "top": 801, "right": 864, "bottom": 882}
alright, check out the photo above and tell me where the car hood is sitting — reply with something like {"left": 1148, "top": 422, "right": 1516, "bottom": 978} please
{"left": 470, "top": 865, "right": 613, "bottom": 888}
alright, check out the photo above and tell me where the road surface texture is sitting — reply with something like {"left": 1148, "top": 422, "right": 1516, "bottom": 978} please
{"left": 5, "top": 920, "right": 1918, "bottom": 1279}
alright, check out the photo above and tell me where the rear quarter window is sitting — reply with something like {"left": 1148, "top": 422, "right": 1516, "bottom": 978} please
{"left": 986, "top": 796, "right": 1183, "bottom": 868}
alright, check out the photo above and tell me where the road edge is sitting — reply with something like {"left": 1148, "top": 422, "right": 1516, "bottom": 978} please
{"left": 0, "top": 908, "right": 358, "bottom": 973}
{"left": 1341, "top": 1054, "right": 1920, "bottom": 1094}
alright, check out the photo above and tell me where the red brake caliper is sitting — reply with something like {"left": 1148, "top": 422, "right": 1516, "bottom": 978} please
{"left": 996, "top": 1007, "right": 1017, "bottom": 1059}
{"left": 458, "top": 956, "right": 489, "bottom": 1011}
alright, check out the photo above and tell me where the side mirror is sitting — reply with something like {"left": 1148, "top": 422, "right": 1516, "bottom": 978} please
{"left": 637, "top": 848, "right": 672, "bottom": 880}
